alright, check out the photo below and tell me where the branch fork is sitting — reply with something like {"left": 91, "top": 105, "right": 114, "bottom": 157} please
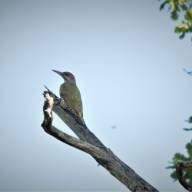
{"left": 41, "top": 89, "right": 159, "bottom": 192}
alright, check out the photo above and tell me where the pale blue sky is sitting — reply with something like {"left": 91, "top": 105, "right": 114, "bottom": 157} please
{"left": 0, "top": 0, "right": 192, "bottom": 191}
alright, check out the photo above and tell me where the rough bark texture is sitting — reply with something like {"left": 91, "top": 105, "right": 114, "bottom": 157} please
{"left": 41, "top": 90, "right": 159, "bottom": 192}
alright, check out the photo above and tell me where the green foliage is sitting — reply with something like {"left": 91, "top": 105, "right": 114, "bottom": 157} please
{"left": 168, "top": 142, "right": 192, "bottom": 181}
{"left": 159, "top": 0, "right": 192, "bottom": 39}
{"left": 183, "top": 116, "right": 192, "bottom": 130}
{"left": 168, "top": 117, "right": 192, "bottom": 182}
{"left": 184, "top": 127, "right": 192, "bottom": 131}
{"left": 188, "top": 116, "right": 192, "bottom": 123}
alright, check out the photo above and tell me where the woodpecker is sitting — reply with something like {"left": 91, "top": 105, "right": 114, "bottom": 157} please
{"left": 52, "top": 70, "right": 83, "bottom": 122}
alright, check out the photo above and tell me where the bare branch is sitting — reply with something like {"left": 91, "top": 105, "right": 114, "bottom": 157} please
{"left": 41, "top": 91, "right": 109, "bottom": 160}
{"left": 41, "top": 90, "right": 159, "bottom": 192}
{"left": 44, "top": 87, "right": 106, "bottom": 147}
{"left": 47, "top": 125, "right": 111, "bottom": 160}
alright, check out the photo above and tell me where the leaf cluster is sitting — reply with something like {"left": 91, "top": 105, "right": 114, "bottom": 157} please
{"left": 159, "top": 0, "right": 192, "bottom": 39}
{"left": 168, "top": 116, "right": 192, "bottom": 183}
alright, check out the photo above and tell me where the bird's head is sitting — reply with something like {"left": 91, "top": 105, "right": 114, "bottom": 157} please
{"left": 52, "top": 70, "right": 76, "bottom": 84}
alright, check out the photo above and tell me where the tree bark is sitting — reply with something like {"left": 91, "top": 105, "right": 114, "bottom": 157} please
{"left": 41, "top": 91, "right": 159, "bottom": 192}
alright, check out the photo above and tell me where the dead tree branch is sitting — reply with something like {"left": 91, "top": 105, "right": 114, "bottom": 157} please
{"left": 41, "top": 90, "right": 159, "bottom": 192}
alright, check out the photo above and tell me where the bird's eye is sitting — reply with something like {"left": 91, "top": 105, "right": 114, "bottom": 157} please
{"left": 64, "top": 73, "right": 69, "bottom": 76}
{"left": 64, "top": 72, "right": 75, "bottom": 80}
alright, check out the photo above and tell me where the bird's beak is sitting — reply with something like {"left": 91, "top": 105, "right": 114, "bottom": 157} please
{"left": 52, "top": 69, "right": 63, "bottom": 77}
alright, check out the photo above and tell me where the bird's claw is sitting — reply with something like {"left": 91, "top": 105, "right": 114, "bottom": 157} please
{"left": 55, "top": 97, "right": 63, "bottom": 106}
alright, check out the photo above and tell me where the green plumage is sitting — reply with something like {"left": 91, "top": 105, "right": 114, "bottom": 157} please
{"left": 60, "top": 82, "right": 83, "bottom": 121}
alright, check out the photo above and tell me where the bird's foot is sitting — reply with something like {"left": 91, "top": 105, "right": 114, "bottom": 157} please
{"left": 55, "top": 97, "right": 63, "bottom": 106}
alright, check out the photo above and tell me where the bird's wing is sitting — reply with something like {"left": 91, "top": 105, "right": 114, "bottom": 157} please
{"left": 60, "top": 83, "right": 83, "bottom": 119}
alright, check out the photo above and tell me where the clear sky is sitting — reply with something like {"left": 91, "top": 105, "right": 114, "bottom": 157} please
{"left": 1, "top": 0, "right": 192, "bottom": 191}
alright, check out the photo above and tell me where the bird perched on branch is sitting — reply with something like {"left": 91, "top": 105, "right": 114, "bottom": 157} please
{"left": 52, "top": 70, "right": 84, "bottom": 122}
